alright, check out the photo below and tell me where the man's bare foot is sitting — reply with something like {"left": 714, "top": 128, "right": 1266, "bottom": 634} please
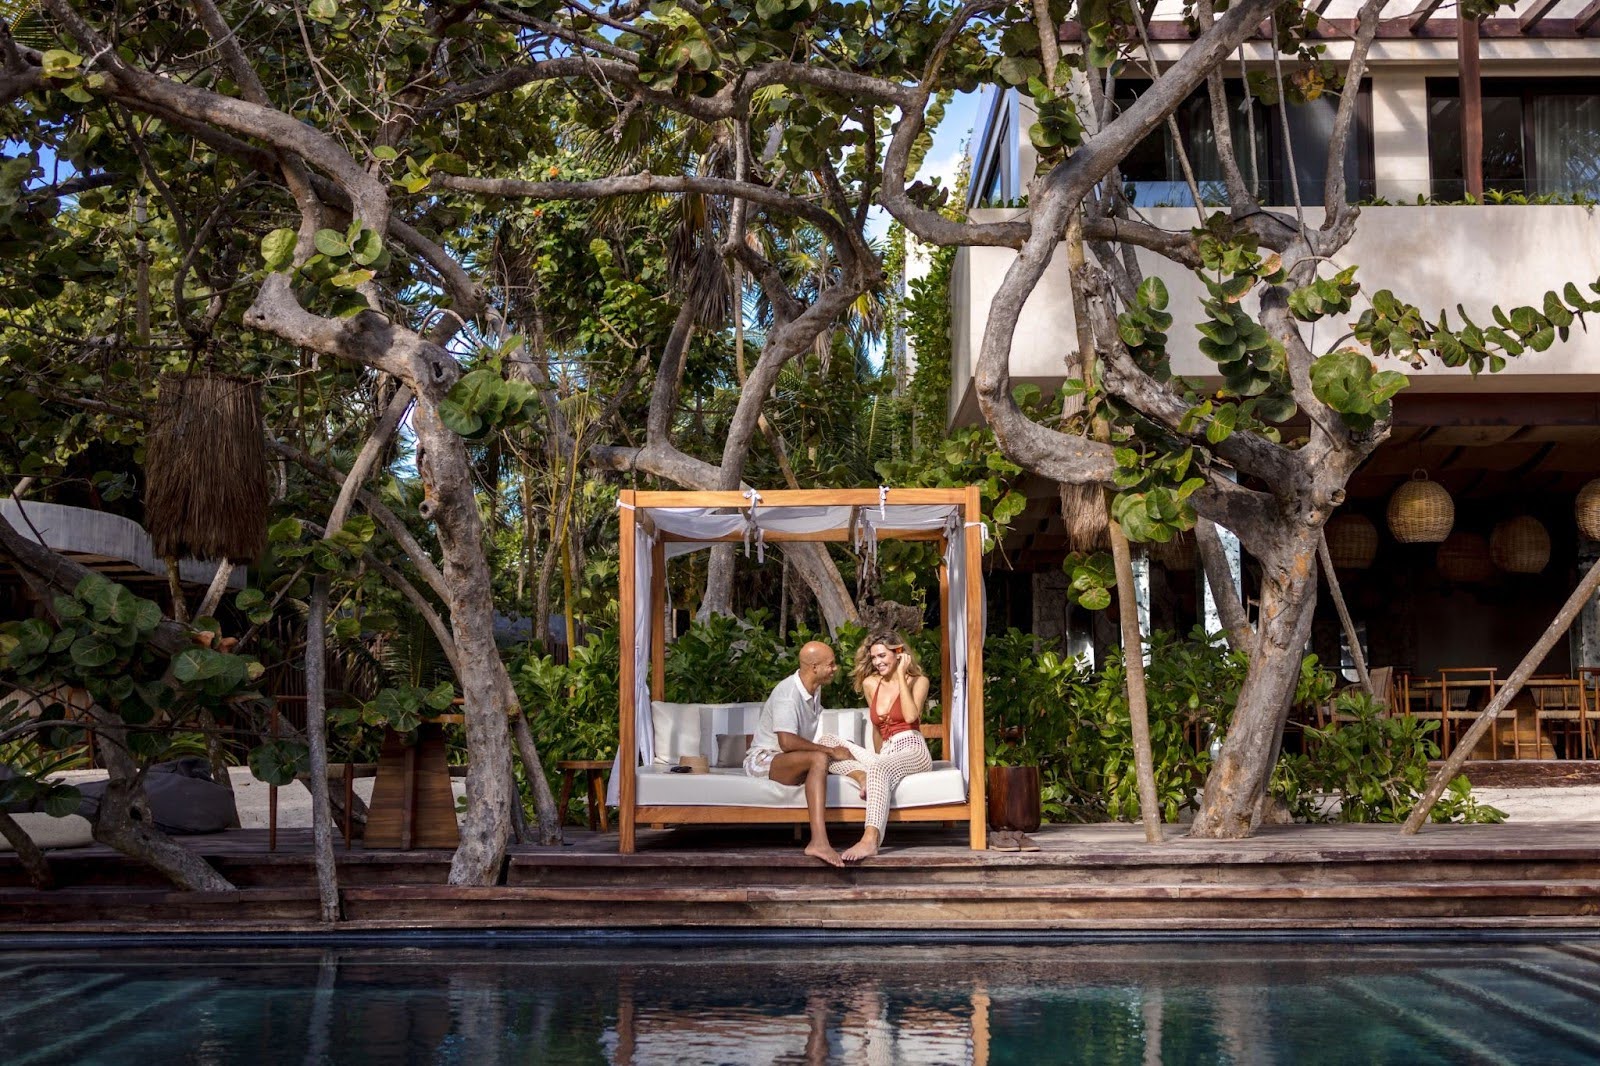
{"left": 842, "top": 830, "right": 881, "bottom": 862}
{"left": 848, "top": 770, "right": 867, "bottom": 800}
{"left": 805, "top": 841, "right": 844, "bottom": 867}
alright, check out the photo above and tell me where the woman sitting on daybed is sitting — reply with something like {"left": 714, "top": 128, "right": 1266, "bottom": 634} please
{"left": 827, "top": 631, "right": 933, "bottom": 862}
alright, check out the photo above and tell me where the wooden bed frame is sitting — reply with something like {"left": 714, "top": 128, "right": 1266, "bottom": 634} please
{"left": 616, "top": 487, "right": 988, "bottom": 852}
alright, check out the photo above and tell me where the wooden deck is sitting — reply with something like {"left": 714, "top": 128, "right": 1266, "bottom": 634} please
{"left": 3, "top": 821, "right": 1599, "bottom": 934}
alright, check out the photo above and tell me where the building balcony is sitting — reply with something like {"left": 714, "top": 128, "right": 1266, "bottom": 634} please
{"left": 950, "top": 204, "right": 1600, "bottom": 426}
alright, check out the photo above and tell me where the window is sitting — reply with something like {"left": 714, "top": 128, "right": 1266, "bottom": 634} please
{"left": 1427, "top": 79, "right": 1600, "bottom": 200}
{"left": 975, "top": 113, "right": 1010, "bottom": 206}
{"left": 1115, "top": 80, "right": 1372, "bottom": 208}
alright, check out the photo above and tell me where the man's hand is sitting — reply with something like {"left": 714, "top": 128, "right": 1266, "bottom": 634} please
{"left": 829, "top": 744, "right": 851, "bottom": 761}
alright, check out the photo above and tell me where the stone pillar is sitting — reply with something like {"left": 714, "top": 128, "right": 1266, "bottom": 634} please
{"left": 1371, "top": 74, "right": 1432, "bottom": 202}
{"left": 1572, "top": 540, "right": 1600, "bottom": 674}
{"left": 1201, "top": 524, "right": 1243, "bottom": 641}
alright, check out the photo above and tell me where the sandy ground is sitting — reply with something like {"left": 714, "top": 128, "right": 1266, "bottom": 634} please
{"left": 1470, "top": 785, "right": 1600, "bottom": 822}
{"left": 50, "top": 767, "right": 467, "bottom": 830}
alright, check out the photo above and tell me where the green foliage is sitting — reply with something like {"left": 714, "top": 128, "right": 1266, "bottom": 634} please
{"left": 983, "top": 628, "right": 1248, "bottom": 823}
{"left": 1308, "top": 348, "right": 1409, "bottom": 432}
{"left": 1108, "top": 443, "right": 1206, "bottom": 545}
{"left": 982, "top": 629, "right": 1500, "bottom": 826}
{"left": 1287, "top": 691, "right": 1506, "bottom": 824}
{"left": 0, "top": 575, "right": 271, "bottom": 796}
{"left": 439, "top": 364, "right": 537, "bottom": 439}
{"left": 1355, "top": 281, "right": 1600, "bottom": 374}
{"left": 333, "top": 681, "right": 456, "bottom": 741}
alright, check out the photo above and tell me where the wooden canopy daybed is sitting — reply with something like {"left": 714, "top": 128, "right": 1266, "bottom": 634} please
{"left": 612, "top": 487, "right": 989, "bottom": 852}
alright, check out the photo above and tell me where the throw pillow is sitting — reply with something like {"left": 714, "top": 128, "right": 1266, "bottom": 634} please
{"left": 714, "top": 732, "right": 753, "bottom": 768}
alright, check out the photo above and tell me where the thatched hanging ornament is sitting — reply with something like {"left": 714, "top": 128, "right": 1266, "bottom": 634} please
{"left": 1437, "top": 532, "right": 1493, "bottom": 583}
{"left": 1326, "top": 513, "right": 1379, "bottom": 570}
{"left": 1387, "top": 470, "right": 1454, "bottom": 544}
{"left": 1148, "top": 530, "right": 1196, "bottom": 571}
{"left": 1576, "top": 480, "right": 1600, "bottom": 541}
{"left": 144, "top": 373, "right": 269, "bottom": 563}
{"left": 1490, "top": 515, "right": 1550, "bottom": 574}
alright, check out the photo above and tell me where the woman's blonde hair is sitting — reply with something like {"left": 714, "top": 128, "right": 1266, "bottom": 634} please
{"left": 851, "top": 631, "right": 925, "bottom": 694}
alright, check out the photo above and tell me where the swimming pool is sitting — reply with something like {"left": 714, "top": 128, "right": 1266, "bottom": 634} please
{"left": 3, "top": 937, "right": 1599, "bottom": 1064}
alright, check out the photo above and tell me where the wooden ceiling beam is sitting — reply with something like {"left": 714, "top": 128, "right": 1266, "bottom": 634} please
{"left": 1407, "top": 0, "right": 1447, "bottom": 34}
{"left": 1058, "top": 17, "right": 1593, "bottom": 39}
{"left": 1519, "top": 0, "right": 1563, "bottom": 32}
{"left": 1577, "top": 0, "right": 1600, "bottom": 34}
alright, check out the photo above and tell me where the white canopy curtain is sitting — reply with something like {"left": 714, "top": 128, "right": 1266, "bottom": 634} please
{"left": 606, "top": 488, "right": 987, "bottom": 832}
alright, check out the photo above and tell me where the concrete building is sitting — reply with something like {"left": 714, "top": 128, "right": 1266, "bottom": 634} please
{"left": 954, "top": 2, "right": 1600, "bottom": 713}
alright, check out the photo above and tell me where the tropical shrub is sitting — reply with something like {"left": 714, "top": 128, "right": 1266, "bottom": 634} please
{"left": 1287, "top": 691, "right": 1505, "bottom": 824}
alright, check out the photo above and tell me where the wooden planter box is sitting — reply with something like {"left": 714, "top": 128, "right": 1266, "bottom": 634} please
{"left": 986, "top": 765, "right": 1041, "bottom": 832}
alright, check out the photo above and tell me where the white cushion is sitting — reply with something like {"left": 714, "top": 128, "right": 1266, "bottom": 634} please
{"left": 652, "top": 702, "right": 872, "bottom": 765}
{"left": 0, "top": 813, "right": 94, "bottom": 851}
{"left": 649, "top": 701, "right": 705, "bottom": 765}
{"left": 697, "top": 703, "right": 766, "bottom": 763}
{"left": 635, "top": 761, "right": 966, "bottom": 809}
{"left": 822, "top": 707, "right": 869, "bottom": 748}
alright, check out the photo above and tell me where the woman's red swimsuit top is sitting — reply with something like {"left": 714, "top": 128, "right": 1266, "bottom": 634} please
{"left": 869, "top": 684, "right": 916, "bottom": 742}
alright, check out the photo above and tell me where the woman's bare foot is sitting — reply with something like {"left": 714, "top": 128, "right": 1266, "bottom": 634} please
{"left": 841, "top": 828, "right": 881, "bottom": 862}
{"left": 805, "top": 841, "right": 844, "bottom": 867}
{"left": 847, "top": 770, "right": 867, "bottom": 800}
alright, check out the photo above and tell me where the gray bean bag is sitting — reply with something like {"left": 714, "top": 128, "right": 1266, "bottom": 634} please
{"left": 4, "top": 759, "right": 237, "bottom": 835}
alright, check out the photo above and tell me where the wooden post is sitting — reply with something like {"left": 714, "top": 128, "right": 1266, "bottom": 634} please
{"left": 650, "top": 539, "right": 666, "bottom": 701}
{"left": 268, "top": 700, "right": 279, "bottom": 854}
{"left": 618, "top": 490, "right": 638, "bottom": 854}
{"left": 964, "top": 486, "right": 988, "bottom": 850}
{"left": 938, "top": 536, "right": 952, "bottom": 756}
{"left": 1458, "top": 13, "right": 1483, "bottom": 199}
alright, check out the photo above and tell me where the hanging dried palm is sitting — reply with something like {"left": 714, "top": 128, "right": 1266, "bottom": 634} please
{"left": 144, "top": 372, "right": 268, "bottom": 564}
{"left": 1148, "top": 529, "right": 1196, "bottom": 571}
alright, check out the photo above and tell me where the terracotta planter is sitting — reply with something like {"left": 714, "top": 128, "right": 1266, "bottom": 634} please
{"left": 986, "top": 765, "right": 1041, "bottom": 833}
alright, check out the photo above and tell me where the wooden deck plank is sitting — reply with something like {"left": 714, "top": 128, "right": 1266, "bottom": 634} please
{"left": 5, "top": 822, "right": 1599, "bottom": 933}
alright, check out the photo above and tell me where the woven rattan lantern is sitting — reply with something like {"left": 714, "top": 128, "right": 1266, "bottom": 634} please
{"left": 1437, "top": 532, "right": 1493, "bottom": 583}
{"left": 1387, "top": 471, "right": 1454, "bottom": 543}
{"left": 1577, "top": 480, "right": 1600, "bottom": 541}
{"left": 1149, "top": 530, "right": 1196, "bottom": 571}
{"left": 1325, "top": 513, "right": 1379, "bottom": 570}
{"left": 1490, "top": 515, "right": 1550, "bottom": 574}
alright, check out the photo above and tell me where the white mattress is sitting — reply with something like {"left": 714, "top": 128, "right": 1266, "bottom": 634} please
{"left": 635, "top": 761, "right": 967, "bottom": 809}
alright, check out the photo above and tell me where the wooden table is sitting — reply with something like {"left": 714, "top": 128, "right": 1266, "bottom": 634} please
{"left": 557, "top": 760, "right": 612, "bottom": 831}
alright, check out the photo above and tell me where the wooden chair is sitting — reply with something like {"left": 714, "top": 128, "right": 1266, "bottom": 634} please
{"left": 1576, "top": 667, "right": 1600, "bottom": 761}
{"left": 1531, "top": 678, "right": 1584, "bottom": 760}
{"left": 1396, "top": 673, "right": 1446, "bottom": 751}
{"left": 1438, "top": 667, "right": 1498, "bottom": 758}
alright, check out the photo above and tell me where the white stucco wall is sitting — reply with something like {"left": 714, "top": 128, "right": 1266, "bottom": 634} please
{"left": 951, "top": 204, "right": 1600, "bottom": 424}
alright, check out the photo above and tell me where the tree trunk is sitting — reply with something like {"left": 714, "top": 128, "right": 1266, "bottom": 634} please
{"left": 1189, "top": 541, "right": 1318, "bottom": 838}
{"left": 88, "top": 709, "right": 235, "bottom": 891}
{"left": 1108, "top": 519, "right": 1162, "bottom": 841}
{"left": 1196, "top": 519, "right": 1253, "bottom": 651}
{"left": 409, "top": 399, "right": 515, "bottom": 887}
{"left": 512, "top": 710, "right": 563, "bottom": 845}
{"left": 302, "top": 578, "right": 342, "bottom": 920}
{"left": 0, "top": 810, "right": 54, "bottom": 889}
{"left": 196, "top": 560, "right": 234, "bottom": 620}
{"left": 1317, "top": 531, "right": 1371, "bottom": 695}
{"left": 699, "top": 544, "right": 737, "bottom": 620}
{"left": 1068, "top": 210, "right": 1160, "bottom": 843}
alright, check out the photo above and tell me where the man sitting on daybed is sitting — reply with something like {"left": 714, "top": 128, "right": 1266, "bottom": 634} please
{"left": 742, "top": 641, "right": 850, "bottom": 867}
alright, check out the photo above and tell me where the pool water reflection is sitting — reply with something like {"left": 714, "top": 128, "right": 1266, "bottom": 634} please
{"left": 3, "top": 939, "right": 1600, "bottom": 1064}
